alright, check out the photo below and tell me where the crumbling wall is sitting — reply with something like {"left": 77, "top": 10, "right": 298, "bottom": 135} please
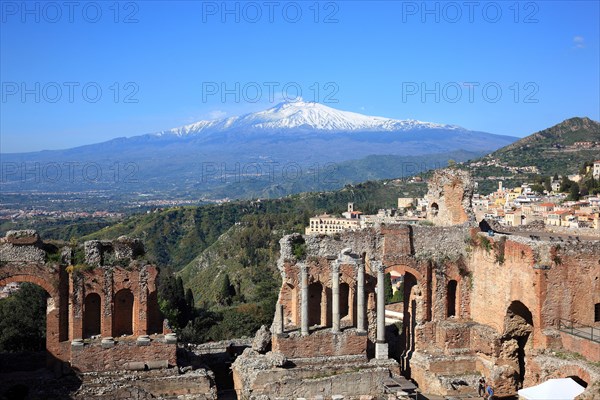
{"left": 70, "top": 337, "right": 177, "bottom": 372}
{"left": 0, "top": 230, "right": 45, "bottom": 263}
{"left": 425, "top": 169, "right": 475, "bottom": 226}
{"left": 84, "top": 236, "right": 145, "bottom": 267}
{"left": 232, "top": 348, "right": 394, "bottom": 399}
{"left": 0, "top": 230, "right": 165, "bottom": 374}
{"left": 273, "top": 329, "right": 368, "bottom": 358}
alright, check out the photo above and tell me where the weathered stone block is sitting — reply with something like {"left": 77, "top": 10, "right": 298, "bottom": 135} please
{"left": 6, "top": 230, "right": 40, "bottom": 245}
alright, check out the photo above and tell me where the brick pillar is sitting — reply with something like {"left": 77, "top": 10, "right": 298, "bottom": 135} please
{"left": 137, "top": 266, "right": 149, "bottom": 336}
{"left": 69, "top": 273, "right": 84, "bottom": 340}
{"left": 331, "top": 261, "right": 340, "bottom": 334}
{"left": 300, "top": 264, "right": 309, "bottom": 336}
{"left": 46, "top": 297, "right": 61, "bottom": 362}
{"left": 102, "top": 268, "right": 113, "bottom": 337}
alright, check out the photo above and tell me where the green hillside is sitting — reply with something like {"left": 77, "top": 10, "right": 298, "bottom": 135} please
{"left": 464, "top": 117, "right": 600, "bottom": 193}
{"left": 84, "top": 179, "right": 426, "bottom": 269}
{"left": 79, "top": 178, "right": 426, "bottom": 340}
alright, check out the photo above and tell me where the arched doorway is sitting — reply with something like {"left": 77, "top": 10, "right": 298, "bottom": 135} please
{"left": 504, "top": 301, "right": 533, "bottom": 387}
{"left": 339, "top": 282, "right": 350, "bottom": 320}
{"left": 384, "top": 265, "right": 427, "bottom": 378}
{"left": 447, "top": 280, "right": 457, "bottom": 318}
{"left": 113, "top": 289, "right": 134, "bottom": 337}
{"left": 146, "top": 291, "right": 163, "bottom": 335}
{"left": 430, "top": 202, "right": 439, "bottom": 217}
{"left": 0, "top": 273, "right": 68, "bottom": 363}
{"left": 308, "top": 282, "right": 323, "bottom": 327}
{"left": 401, "top": 272, "right": 420, "bottom": 377}
{"left": 83, "top": 293, "right": 101, "bottom": 338}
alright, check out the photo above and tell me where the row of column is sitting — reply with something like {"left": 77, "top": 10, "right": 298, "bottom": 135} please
{"left": 282, "top": 261, "right": 385, "bottom": 339}
{"left": 292, "top": 261, "right": 368, "bottom": 336}
{"left": 276, "top": 259, "right": 388, "bottom": 359}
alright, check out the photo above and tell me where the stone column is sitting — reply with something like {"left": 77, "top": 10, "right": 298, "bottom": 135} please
{"left": 276, "top": 303, "right": 284, "bottom": 334}
{"left": 300, "top": 264, "right": 309, "bottom": 336}
{"left": 356, "top": 262, "right": 366, "bottom": 333}
{"left": 331, "top": 261, "right": 340, "bottom": 333}
{"left": 375, "top": 261, "right": 388, "bottom": 359}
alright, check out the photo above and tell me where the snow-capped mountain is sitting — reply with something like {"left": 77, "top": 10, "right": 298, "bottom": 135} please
{"left": 3, "top": 100, "right": 519, "bottom": 198}
{"left": 158, "top": 100, "right": 464, "bottom": 137}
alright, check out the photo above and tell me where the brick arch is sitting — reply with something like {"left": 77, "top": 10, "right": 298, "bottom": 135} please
{"left": 547, "top": 365, "right": 591, "bottom": 387}
{"left": 83, "top": 292, "right": 102, "bottom": 338}
{"left": 385, "top": 264, "right": 425, "bottom": 284}
{"left": 507, "top": 297, "right": 540, "bottom": 339}
{"left": 0, "top": 272, "right": 68, "bottom": 360}
{"left": 113, "top": 288, "right": 135, "bottom": 337}
{"left": 0, "top": 274, "right": 58, "bottom": 300}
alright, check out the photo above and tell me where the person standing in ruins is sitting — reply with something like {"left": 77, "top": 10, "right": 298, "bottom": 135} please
{"left": 478, "top": 377, "right": 486, "bottom": 397}
{"left": 486, "top": 383, "right": 494, "bottom": 400}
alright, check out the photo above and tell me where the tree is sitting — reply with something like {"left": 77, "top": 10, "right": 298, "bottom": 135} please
{"left": 179, "top": 309, "right": 221, "bottom": 343}
{"left": 384, "top": 272, "right": 394, "bottom": 304}
{"left": 0, "top": 283, "right": 48, "bottom": 352}
{"left": 568, "top": 183, "right": 580, "bottom": 201}
{"left": 216, "top": 274, "right": 233, "bottom": 306}
{"left": 560, "top": 176, "right": 574, "bottom": 193}
{"left": 158, "top": 274, "right": 194, "bottom": 330}
{"left": 530, "top": 184, "right": 545, "bottom": 194}
{"left": 543, "top": 177, "right": 552, "bottom": 193}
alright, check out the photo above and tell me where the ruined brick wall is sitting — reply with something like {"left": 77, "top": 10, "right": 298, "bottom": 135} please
{"left": 540, "top": 243, "right": 600, "bottom": 328}
{"left": 468, "top": 235, "right": 541, "bottom": 336}
{"left": 276, "top": 232, "right": 381, "bottom": 354}
{"left": 411, "top": 225, "right": 471, "bottom": 262}
{"left": 70, "top": 338, "right": 176, "bottom": 372}
{"left": 469, "top": 233, "right": 600, "bottom": 337}
{"left": 425, "top": 169, "right": 475, "bottom": 226}
{"left": 70, "top": 264, "right": 161, "bottom": 340}
{"left": 557, "top": 332, "right": 600, "bottom": 362}
{"left": 0, "top": 231, "right": 166, "bottom": 373}
{"left": 267, "top": 169, "right": 600, "bottom": 398}
{"left": 273, "top": 330, "right": 368, "bottom": 358}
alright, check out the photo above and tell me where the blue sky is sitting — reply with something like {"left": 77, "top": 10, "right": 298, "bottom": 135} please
{"left": 1, "top": 0, "right": 599, "bottom": 152}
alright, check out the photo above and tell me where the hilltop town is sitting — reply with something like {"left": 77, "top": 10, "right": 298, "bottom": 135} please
{"left": 306, "top": 160, "right": 600, "bottom": 237}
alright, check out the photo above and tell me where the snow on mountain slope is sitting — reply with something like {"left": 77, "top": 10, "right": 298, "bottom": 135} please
{"left": 157, "top": 100, "right": 464, "bottom": 137}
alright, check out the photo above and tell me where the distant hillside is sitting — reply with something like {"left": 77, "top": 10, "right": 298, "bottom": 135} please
{"left": 83, "top": 179, "right": 427, "bottom": 269}
{"left": 465, "top": 117, "right": 600, "bottom": 193}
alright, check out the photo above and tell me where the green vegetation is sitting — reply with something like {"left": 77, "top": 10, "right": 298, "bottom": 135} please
{"left": 0, "top": 217, "right": 117, "bottom": 241}
{"left": 102, "top": 178, "right": 424, "bottom": 341}
{"left": 291, "top": 236, "right": 307, "bottom": 260}
{"left": 156, "top": 270, "right": 274, "bottom": 342}
{"left": 0, "top": 283, "right": 48, "bottom": 352}
{"left": 462, "top": 117, "right": 600, "bottom": 194}
{"left": 158, "top": 275, "right": 195, "bottom": 330}
{"left": 384, "top": 273, "right": 403, "bottom": 304}
{"left": 479, "top": 236, "right": 492, "bottom": 253}
{"left": 384, "top": 272, "right": 394, "bottom": 304}
{"left": 491, "top": 117, "right": 600, "bottom": 175}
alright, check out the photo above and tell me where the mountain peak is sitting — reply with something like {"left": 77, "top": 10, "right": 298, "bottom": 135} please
{"left": 159, "top": 102, "right": 464, "bottom": 137}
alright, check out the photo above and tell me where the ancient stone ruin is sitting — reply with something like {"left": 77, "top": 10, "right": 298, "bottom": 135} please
{"left": 0, "top": 232, "right": 219, "bottom": 398}
{"left": 1, "top": 168, "right": 599, "bottom": 399}
{"left": 233, "top": 168, "right": 600, "bottom": 399}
